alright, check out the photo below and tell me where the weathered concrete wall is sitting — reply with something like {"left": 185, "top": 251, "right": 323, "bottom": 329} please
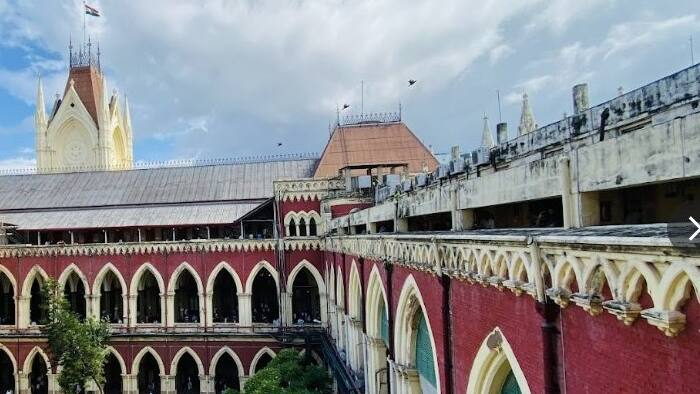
{"left": 458, "top": 156, "right": 561, "bottom": 210}
{"left": 575, "top": 106, "right": 700, "bottom": 192}
{"left": 397, "top": 182, "right": 453, "bottom": 218}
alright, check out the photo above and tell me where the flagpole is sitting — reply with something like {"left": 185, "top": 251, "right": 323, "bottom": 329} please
{"left": 83, "top": 1, "right": 86, "bottom": 46}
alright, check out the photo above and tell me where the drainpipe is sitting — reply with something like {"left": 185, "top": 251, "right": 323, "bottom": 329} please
{"left": 537, "top": 301, "right": 561, "bottom": 394}
{"left": 531, "top": 238, "right": 561, "bottom": 394}
{"left": 441, "top": 274, "right": 454, "bottom": 394}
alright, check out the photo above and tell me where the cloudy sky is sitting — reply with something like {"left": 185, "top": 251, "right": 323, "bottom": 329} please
{"left": 0, "top": 0, "right": 698, "bottom": 169}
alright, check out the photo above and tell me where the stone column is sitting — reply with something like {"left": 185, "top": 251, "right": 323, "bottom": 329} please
{"left": 559, "top": 156, "right": 575, "bottom": 228}
{"left": 238, "top": 293, "right": 252, "bottom": 330}
{"left": 161, "top": 375, "right": 174, "bottom": 394}
{"left": 200, "top": 375, "right": 212, "bottom": 394}
{"left": 395, "top": 217, "right": 408, "bottom": 233}
{"left": 18, "top": 371, "right": 29, "bottom": 394}
{"left": 17, "top": 295, "right": 29, "bottom": 329}
{"left": 240, "top": 375, "right": 249, "bottom": 392}
{"left": 122, "top": 374, "right": 136, "bottom": 394}
{"left": 165, "top": 292, "right": 175, "bottom": 328}
{"left": 127, "top": 294, "right": 137, "bottom": 327}
{"left": 47, "top": 373, "right": 58, "bottom": 394}
{"left": 577, "top": 191, "right": 600, "bottom": 227}
{"left": 281, "top": 291, "right": 291, "bottom": 326}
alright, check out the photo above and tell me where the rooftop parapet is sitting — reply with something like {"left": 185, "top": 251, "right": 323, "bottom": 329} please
{"left": 491, "top": 63, "right": 700, "bottom": 162}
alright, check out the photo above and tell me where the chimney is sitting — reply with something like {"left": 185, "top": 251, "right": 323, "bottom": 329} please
{"left": 450, "top": 145, "right": 461, "bottom": 160}
{"left": 573, "top": 83, "right": 589, "bottom": 114}
{"left": 496, "top": 123, "right": 508, "bottom": 144}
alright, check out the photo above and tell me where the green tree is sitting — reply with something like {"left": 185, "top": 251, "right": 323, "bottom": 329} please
{"left": 244, "top": 349, "right": 332, "bottom": 394}
{"left": 41, "top": 279, "right": 110, "bottom": 394}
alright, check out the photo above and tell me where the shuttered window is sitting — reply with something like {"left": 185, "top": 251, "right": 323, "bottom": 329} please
{"left": 501, "top": 370, "right": 521, "bottom": 394}
{"left": 414, "top": 312, "right": 436, "bottom": 387}
{"left": 379, "top": 302, "right": 389, "bottom": 346}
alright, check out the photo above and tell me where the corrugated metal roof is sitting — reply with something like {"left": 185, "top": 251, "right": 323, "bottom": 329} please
{"left": 0, "top": 158, "right": 317, "bottom": 211}
{"left": 0, "top": 158, "right": 318, "bottom": 230}
{"left": 0, "top": 202, "right": 260, "bottom": 230}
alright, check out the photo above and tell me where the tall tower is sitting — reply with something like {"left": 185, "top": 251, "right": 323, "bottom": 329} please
{"left": 35, "top": 40, "right": 133, "bottom": 173}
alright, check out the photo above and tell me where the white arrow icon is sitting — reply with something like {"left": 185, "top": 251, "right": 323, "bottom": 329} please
{"left": 690, "top": 216, "right": 700, "bottom": 241}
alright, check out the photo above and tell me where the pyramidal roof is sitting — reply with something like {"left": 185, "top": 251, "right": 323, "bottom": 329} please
{"left": 313, "top": 121, "right": 438, "bottom": 177}
{"left": 60, "top": 65, "right": 104, "bottom": 126}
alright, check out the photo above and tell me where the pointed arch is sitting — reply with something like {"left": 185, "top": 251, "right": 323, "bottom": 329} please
{"left": 167, "top": 262, "right": 204, "bottom": 295}
{"left": 22, "top": 346, "right": 50, "bottom": 373}
{"left": 168, "top": 262, "right": 205, "bottom": 325}
{"left": 21, "top": 265, "right": 49, "bottom": 298}
{"left": 131, "top": 346, "right": 165, "bottom": 375}
{"left": 365, "top": 265, "right": 388, "bottom": 339}
{"left": 466, "top": 327, "right": 531, "bottom": 394}
{"left": 249, "top": 347, "right": 276, "bottom": 376}
{"left": 365, "top": 265, "right": 390, "bottom": 394}
{"left": 209, "top": 347, "right": 244, "bottom": 377}
{"left": 104, "top": 346, "right": 127, "bottom": 375}
{"left": 206, "top": 262, "right": 244, "bottom": 295}
{"left": 93, "top": 263, "right": 128, "bottom": 323}
{"left": 169, "top": 346, "right": 204, "bottom": 376}
{"left": 0, "top": 265, "right": 17, "bottom": 297}
{"left": 245, "top": 261, "right": 279, "bottom": 293}
{"left": 129, "top": 263, "right": 165, "bottom": 326}
{"left": 21, "top": 265, "right": 50, "bottom": 328}
{"left": 658, "top": 264, "right": 700, "bottom": 311}
{"left": 0, "top": 343, "right": 17, "bottom": 373}
{"left": 92, "top": 263, "right": 128, "bottom": 297}
{"left": 394, "top": 274, "right": 441, "bottom": 393}
{"left": 348, "top": 261, "right": 362, "bottom": 319}
{"left": 287, "top": 260, "right": 327, "bottom": 324}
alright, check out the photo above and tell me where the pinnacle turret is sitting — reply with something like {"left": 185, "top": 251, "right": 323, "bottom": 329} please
{"left": 518, "top": 93, "right": 537, "bottom": 136}
{"left": 481, "top": 114, "right": 494, "bottom": 148}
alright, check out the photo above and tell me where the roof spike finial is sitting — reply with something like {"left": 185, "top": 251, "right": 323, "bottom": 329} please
{"left": 481, "top": 113, "right": 494, "bottom": 148}
{"left": 518, "top": 92, "right": 537, "bottom": 136}
{"left": 35, "top": 77, "right": 47, "bottom": 129}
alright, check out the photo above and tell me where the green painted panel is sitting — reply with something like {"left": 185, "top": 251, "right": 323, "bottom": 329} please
{"left": 415, "top": 312, "right": 436, "bottom": 386}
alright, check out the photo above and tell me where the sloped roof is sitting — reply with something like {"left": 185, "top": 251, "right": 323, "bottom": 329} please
{"left": 313, "top": 122, "right": 438, "bottom": 177}
{"left": 0, "top": 158, "right": 317, "bottom": 230}
{"left": 60, "top": 65, "right": 104, "bottom": 126}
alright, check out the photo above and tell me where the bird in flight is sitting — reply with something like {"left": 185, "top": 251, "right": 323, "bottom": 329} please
{"left": 342, "top": 104, "right": 350, "bottom": 110}
{"left": 408, "top": 79, "right": 417, "bottom": 87}
{"left": 277, "top": 142, "right": 283, "bottom": 146}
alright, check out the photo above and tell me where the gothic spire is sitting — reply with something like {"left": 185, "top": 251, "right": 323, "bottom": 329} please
{"left": 124, "top": 95, "right": 132, "bottom": 132}
{"left": 518, "top": 92, "right": 537, "bottom": 136}
{"left": 481, "top": 114, "right": 494, "bottom": 148}
{"left": 35, "top": 77, "right": 47, "bottom": 129}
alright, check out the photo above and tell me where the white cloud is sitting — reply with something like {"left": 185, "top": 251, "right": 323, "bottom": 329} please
{"left": 0, "top": 156, "right": 36, "bottom": 171}
{"left": 527, "top": 0, "right": 612, "bottom": 33}
{"left": 0, "top": 0, "right": 542, "bottom": 158}
{"left": 489, "top": 44, "right": 514, "bottom": 64}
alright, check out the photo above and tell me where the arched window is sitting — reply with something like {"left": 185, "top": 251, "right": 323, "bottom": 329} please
{"left": 309, "top": 217, "right": 318, "bottom": 236}
{"left": 379, "top": 302, "right": 389, "bottom": 346}
{"left": 214, "top": 353, "right": 240, "bottom": 393}
{"left": 29, "top": 354, "right": 48, "bottom": 394}
{"left": 288, "top": 219, "right": 297, "bottom": 237}
{"left": 0, "top": 272, "right": 15, "bottom": 325}
{"left": 137, "top": 271, "right": 161, "bottom": 324}
{"left": 298, "top": 218, "right": 307, "bottom": 236}
{"left": 63, "top": 272, "right": 86, "bottom": 320}
{"left": 415, "top": 311, "right": 437, "bottom": 391}
{"left": 100, "top": 272, "right": 123, "bottom": 323}
{"left": 104, "top": 353, "right": 123, "bottom": 394}
{"left": 212, "top": 271, "right": 238, "bottom": 323}
{"left": 30, "top": 278, "right": 46, "bottom": 325}
{"left": 254, "top": 353, "right": 273, "bottom": 374}
{"left": 252, "top": 269, "right": 279, "bottom": 323}
{"left": 0, "top": 350, "right": 14, "bottom": 393}
{"left": 137, "top": 353, "right": 160, "bottom": 394}
{"left": 292, "top": 268, "right": 321, "bottom": 324}
{"left": 174, "top": 271, "right": 200, "bottom": 323}
{"left": 175, "top": 353, "right": 200, "bottom": 394}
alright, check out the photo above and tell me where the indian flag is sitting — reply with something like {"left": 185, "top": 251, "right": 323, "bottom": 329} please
{"left": 85, "top": 4, "right": 100, "bottom": 17}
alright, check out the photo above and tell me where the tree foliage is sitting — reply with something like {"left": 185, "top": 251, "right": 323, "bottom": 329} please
{"left": 244, "top": 349, "right": 332, "bottom": 394}
{"left": 41, "top": 279, "right": 110, "bottom": 394}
